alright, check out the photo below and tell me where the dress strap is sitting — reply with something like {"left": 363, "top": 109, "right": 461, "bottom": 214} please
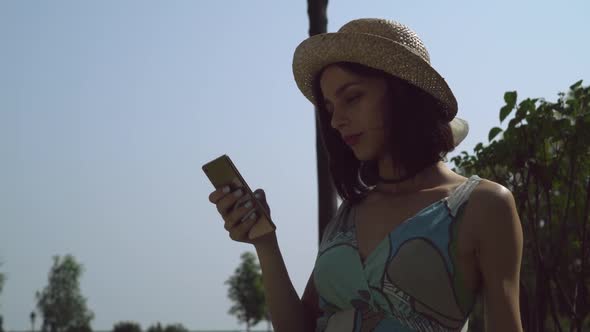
{"left": 446, "top": 175, "right": 482, "bottom": 217}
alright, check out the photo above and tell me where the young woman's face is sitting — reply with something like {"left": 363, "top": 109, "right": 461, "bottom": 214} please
{"left": 319, "top": 64, "right": 393, "bottom": 161}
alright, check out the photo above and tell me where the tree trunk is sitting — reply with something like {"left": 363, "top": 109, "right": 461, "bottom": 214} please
{"left": 307, "top": 0, "right": 335, "bottom": 245}
{"left": 520, "top": 280, "right": 531, "bottom": 332}
{"left": 535, "top": 270, "right": 548, "bottom": 332}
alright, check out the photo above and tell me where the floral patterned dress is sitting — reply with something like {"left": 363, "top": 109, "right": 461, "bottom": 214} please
{"left": 314, "top": 175, "right": 483, "bottom": 332}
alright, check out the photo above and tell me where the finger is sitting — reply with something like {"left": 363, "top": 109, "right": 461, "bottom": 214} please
{"left": 231, "top": 210, "right": 258, "bottom": 239}
{"left": 217, "top": 187, "right": 248, "bottom": 216}
{"left": 253, "top": 188, "right": 264, "bottom": 199}
{"left": 252, "top": 189, "right": 266, "bottom": 207}
{"left": 208, "top": 184, "right": 231, "bottom": 203}
{"left": 224, "top": 198, "right": 256, "bottom": 230}
{"left": 252, "top": 189, "right": 270, "bottom": 214}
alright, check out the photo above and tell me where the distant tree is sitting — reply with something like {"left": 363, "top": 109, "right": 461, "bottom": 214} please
{"left": 145, "top": 323, "right": 163, "bottom": 332}
{"left": 0, "top": 260, "right": 5, "bottom": 332}
{"left": 225, "top": 252, "right": 266, "bottom": 332}
{"left": 31, "top": 311, "right": 37, "bottom": 332}
{"left": 145, "top": 323, "right": 186, "bottom": 332}
{"left": 0, "top": 261, "right": 4, "bottom": 296}
{"left": 162, "top": 324, "right": 188, "bottom": 332}
{"left": 35, "top": 254, "right": 94, "bottom": 332}
{"left": 453, "top": 80, "right": 590, "bottom": 331}
{"left": 113, "top": 321, "right": 141, "bottom": 332}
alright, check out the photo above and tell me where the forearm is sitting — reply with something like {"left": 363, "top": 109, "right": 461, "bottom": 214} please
{"left": 255, "top": 234, "right": 313, "bottom": 332}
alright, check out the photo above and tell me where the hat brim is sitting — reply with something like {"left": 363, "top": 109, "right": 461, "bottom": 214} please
{"left": 449, "top": 117, "right": 469, "bottom": 147}
{"left": 293, "top": 31, "right": 467, "bottom": 147}
{"left": 293, "top": 32, "right": 457, "bottom": 113}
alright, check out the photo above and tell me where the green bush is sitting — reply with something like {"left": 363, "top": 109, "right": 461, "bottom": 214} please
{"left": 65, "top": 324, "right": 92, "bottom": 332}
{"left": 113, "top": 321, "right": 141, "bottom": 332}
{"left": 146, "top": 323, "right": 163, "bottom": 332}
{"left": 453, "top": 81, "right": 590, "bottom": 331}
{"left": 163, "top": 324, "right": 188, "bottom": 332}
{"left": 146, "top": 322, "right": 188, "bottom": 332}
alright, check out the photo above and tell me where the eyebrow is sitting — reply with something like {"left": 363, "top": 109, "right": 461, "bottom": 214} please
{"left": 323, "top": 81, "right": 362, "bottom": 105}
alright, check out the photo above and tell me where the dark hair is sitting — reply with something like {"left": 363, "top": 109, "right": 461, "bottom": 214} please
{"left": 312, "top": 62, "right": 456, "bottom": 204}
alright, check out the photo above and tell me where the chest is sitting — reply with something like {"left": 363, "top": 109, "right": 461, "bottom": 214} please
{"left": 354, "top": 191, "right": 481, "bottom": 292}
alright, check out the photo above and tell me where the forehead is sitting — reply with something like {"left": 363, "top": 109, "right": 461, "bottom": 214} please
{"left": 319, "top": 64, "right": 362, "bottom": 89}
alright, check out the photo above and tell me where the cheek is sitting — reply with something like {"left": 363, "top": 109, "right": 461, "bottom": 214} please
{"left": 364, "top": 128, "right": 386, "bottom": 148}
{"left": 356, "top": 98, "right": 388, "bottom": 134}
{"left": 364, "top": 110, "right": 387, "bottom": 133}
{"left": 362, "top": 99, "right": 388, "bottom": 125}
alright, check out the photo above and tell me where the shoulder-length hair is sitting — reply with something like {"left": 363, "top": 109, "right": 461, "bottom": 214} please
{"left": 312, "top": 62, "right": 456, "bottom": 204}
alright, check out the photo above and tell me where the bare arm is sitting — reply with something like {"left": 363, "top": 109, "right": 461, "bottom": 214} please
{"left": 301, "top": 270, "right": 321, "bottom": 331}
{"left": 476, "top": 184, "right": 524, "bottom": 332}
{"left": 208, "top": 186, "right": 315, "bottom": 331}
{"left": 255, "top": 234, "right": 316, "bottom": 332}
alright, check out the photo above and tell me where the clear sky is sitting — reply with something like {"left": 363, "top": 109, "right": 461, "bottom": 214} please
{"left": 1, "top": 0, "right": 589, "bottom": 330}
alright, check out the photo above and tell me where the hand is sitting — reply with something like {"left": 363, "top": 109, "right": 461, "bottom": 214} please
{"left": 208, "top": 182, "right": 273, "bottom": 245}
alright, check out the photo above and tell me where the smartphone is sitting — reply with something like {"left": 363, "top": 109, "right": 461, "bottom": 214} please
{"left": 202, "top": 154, "right": 276, "bottom": 240}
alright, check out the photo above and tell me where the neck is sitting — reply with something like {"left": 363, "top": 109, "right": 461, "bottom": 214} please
{"left": 374, "top": 159, "right": 446, "bottom": 195}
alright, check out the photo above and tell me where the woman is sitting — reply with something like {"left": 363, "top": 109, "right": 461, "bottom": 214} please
{"left": 208, "top": 18, "right": 523, "bottom": 332}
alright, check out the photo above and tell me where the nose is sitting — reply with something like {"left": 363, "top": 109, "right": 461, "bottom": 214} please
{"left": 330, "top": 107, "right": 349, "bottom": 130}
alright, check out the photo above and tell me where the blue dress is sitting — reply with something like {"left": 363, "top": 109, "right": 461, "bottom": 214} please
{"left": 313, "top": 175, "right": 483, "bottom": 331}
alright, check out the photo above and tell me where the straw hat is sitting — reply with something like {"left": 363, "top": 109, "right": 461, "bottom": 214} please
{"left": 292, "top": 18, "right": 469, "bottom": 147}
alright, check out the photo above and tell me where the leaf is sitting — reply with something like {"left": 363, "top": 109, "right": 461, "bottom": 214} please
{"left": 521, "top": 98, "right": 537, "bottom": 114}
{"left": 475, "top": 143, "right": 484, "bottom": 152}
{"left": 504, "top": 91, "right": 518, "bottom": 107}
{"left": 500, "top": 105, "right": 514, "bottom": 123}
{"left": 508, "top": 118, "right": 519, "bottom": 130}
{"left": 488, "top": 127, "right": 503, "bottom": 142}
{"left": 570, "top": 80, "right": 583, "bottom": 91}
{"left": 515, "top": 105, "right": 527, "bottom": 122}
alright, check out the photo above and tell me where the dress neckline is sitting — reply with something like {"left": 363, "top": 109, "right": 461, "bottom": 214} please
{"left": 352, "top": 175, "right": 477, "bottom": 267}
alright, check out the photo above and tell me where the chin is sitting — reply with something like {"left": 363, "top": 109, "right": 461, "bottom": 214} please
{"left": 351, "top": 146, "right": 378, "bottom": 162}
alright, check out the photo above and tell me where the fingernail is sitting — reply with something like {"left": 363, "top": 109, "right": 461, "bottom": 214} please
{"left": 249, "top": 212, "right": 257, "bottom": 220}
{"left": 234, "top": 189, "right": 243, "bottom": 198}
{"left": 232, "top": 177, "right": 241, "bottom": 187}
{"left": 255, "top": 192, "right": 261, "bottom": 199}
{"left": 244, "top": 200, "right": 253, "bottom": 209}
{"left": 222, "top": 185, "right": 230, "bottom": 193}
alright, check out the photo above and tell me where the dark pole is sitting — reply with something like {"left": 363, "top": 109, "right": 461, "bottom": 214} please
{"left": 306, "top": 0, "right": 336, "bottom": 245}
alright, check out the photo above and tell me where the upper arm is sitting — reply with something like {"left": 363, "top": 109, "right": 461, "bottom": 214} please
{"left": 475, "top": 182, "right": 524, "bottom": 332}
{"left": 301, "top": 270, "right": 320, "bottom": 331}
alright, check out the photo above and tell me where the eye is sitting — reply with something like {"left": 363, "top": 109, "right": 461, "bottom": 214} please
{"left": 346, "top": 94, "right": 362, "bottom": 104}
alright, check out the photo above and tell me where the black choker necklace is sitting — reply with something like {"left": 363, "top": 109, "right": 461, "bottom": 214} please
{"left": 377, "top": 171, "right": 419, "bottom": 184}
{"left": 376, "top": 163, "right": 432, "bottom": 184}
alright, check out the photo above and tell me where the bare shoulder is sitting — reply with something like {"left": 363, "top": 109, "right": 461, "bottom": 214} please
{"left": 471, "top": 178, "right": 515, "bottom": 204}
{"left": 466, "top": 178, "right": 525, "bottom": 331}
{"left": 467, "top": 178, "right": 522, "bottom": 246}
